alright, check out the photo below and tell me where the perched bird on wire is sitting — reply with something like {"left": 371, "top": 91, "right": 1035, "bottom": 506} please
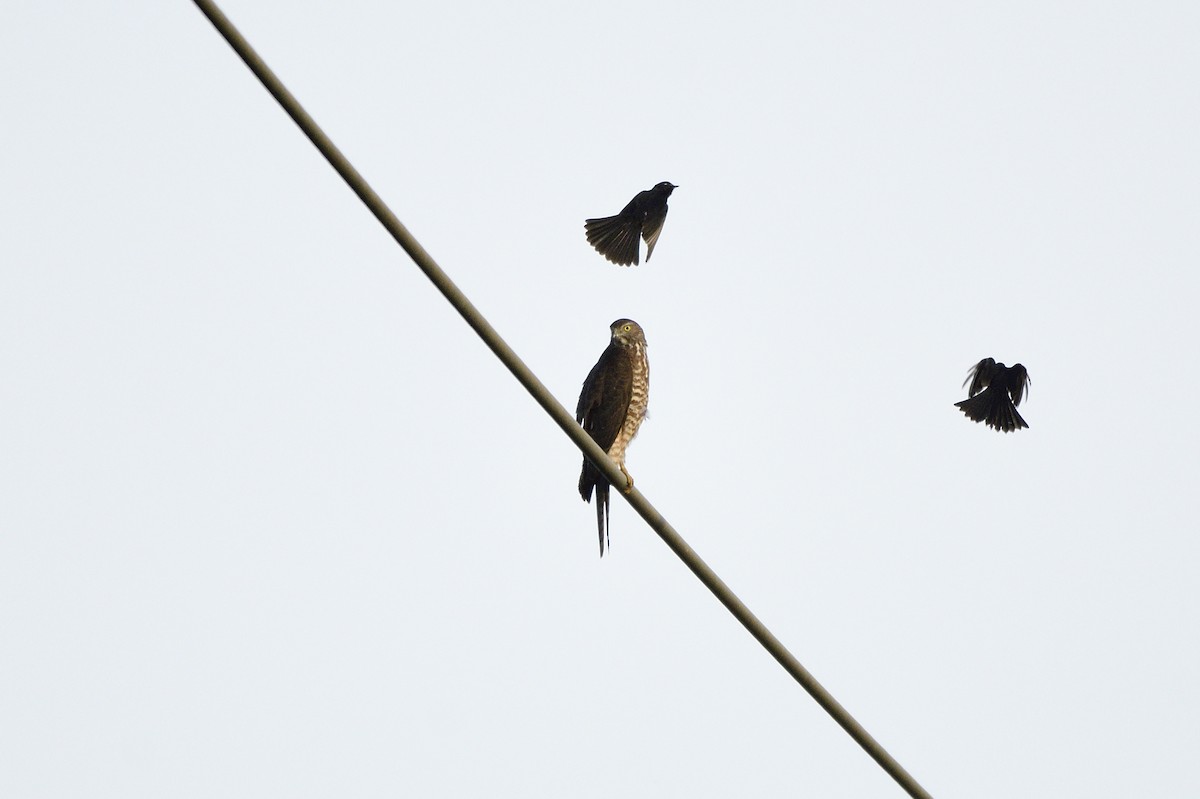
{"left": 954, "top": 357, "right": 1031, "bottom": 433}
{"left": 576, "top": 319, "right": 650, "bottom": 556}
{"left": 584, "top": 182, "right": 677, "bottom": 266}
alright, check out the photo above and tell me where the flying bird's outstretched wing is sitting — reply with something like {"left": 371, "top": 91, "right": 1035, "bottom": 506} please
{"left": 1007, "top": 363, "right": 1030, "bottom": 405}
{"left": 962, "top": 357, "right": 998, "bottom": 396}
{"left": 642, "top": 203, "right": 669, "bottom": 262}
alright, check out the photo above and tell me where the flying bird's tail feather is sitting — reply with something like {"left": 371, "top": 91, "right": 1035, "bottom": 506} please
{"left": 954, "top": 387, "right": 1029, "bottom": 433}
{"left": 584, "top": 216, "right": 640, "bottom": 266}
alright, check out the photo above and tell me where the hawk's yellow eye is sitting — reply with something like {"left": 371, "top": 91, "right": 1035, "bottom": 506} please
{"left": 623, "top": 324, "right": 632, "bottom": 331}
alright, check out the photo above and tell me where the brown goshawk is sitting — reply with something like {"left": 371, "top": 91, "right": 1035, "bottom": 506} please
{"left": 576, "top": 319, "right": 649, "bottom": 556}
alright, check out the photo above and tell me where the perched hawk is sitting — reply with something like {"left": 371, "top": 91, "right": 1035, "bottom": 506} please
{"left": 576, "top": 319, "right": 650, "bottom": 556}
{"left": 954, "top": 357, "right": 1031, "bottom": 433}
{"left": 584, "top": 182, "right": 677, "bottom": 266}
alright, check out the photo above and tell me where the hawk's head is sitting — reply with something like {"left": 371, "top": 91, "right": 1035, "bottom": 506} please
{"left": 610, "top": 319, "right": 646, "bottom": 347}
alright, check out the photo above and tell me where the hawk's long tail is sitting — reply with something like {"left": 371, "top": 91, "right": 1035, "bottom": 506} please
{"left": 595, "top": 482, "right": 610, "bottom": 557}
{"left": 579, "top": 461, "right": 611, "bottom": 557}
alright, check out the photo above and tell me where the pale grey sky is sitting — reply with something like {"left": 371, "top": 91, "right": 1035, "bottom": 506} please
{"left": 3, "top": 2, "right": 1199, "bottom": 797}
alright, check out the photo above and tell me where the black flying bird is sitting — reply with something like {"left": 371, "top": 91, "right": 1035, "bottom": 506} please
{"left": 954, "top": 357, "right": 1031, "bottom": 433}
{"left": 584, "top": 182, "right": 677, "bottom": 266}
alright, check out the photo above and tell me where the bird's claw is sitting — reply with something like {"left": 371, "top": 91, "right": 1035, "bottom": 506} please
{"left": 620, "top": 465, "right": 634, "bottom": 494}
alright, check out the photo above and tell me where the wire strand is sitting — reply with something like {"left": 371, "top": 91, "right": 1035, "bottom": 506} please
{"left": 190, "top": 3, "right": 934, "bottom": 797}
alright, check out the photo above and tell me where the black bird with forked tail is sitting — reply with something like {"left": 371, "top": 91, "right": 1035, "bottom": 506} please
{"left": 954, "top": 357, "right": 1031, "bottom": 433}
{"left": 584, "top": 182, "right": 677, "bottom": 266}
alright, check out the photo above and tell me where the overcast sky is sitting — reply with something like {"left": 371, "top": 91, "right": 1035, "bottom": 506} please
{"left": 3, "top": 2, "right": 1199, "bottom": 797}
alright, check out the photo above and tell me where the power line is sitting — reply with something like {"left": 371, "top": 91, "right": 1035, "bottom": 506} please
{"left": 189, "top": 3, "right": 935, "bottom": 797}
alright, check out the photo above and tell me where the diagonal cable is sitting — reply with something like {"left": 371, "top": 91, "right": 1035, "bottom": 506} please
{"left": 190, "top": 2, "right": 934, "bottom": 797}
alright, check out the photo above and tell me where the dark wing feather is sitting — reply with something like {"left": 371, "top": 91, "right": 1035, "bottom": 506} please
{"left": 963, "top": 357, "right": 998, "bottom": 396}
{"left": 1006, "top": 363, "right": 1029, "bottom": 406}
{"left": 641, "top": 205, "right": 668, "bottom": 262}
{"left": 576, "top": 343, "right": 634, "bottom": 452}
